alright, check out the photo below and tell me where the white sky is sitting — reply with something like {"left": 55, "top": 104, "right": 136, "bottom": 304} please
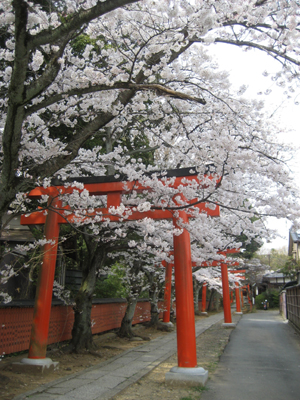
{"left": 208, "top": 43, "right": 300, "bottom": 252}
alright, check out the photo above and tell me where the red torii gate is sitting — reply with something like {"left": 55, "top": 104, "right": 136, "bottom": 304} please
{"left": 162, "top": 254, "right": 241, "bottom": 325}
{"left": 217, "top": 249, "right": 240, "bottom": 327}
{"left": 20, "top": 168, "right": 220, "bottom": 384}
{"left": 229, "top": 269, "right": 246, "bottom": 314}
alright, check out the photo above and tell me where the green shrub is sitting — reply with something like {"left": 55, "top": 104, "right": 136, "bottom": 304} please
{"left": 94, "top": 265, "right": 127, "bottom": 298}
{"left": 268, "top": 289, "right": 280, "bottom": 308}
{"left": 255, "top": 289, "right": 279, "bottom": 309}
{"left": 255, "top": 293, "right": 267, "bottom": 309}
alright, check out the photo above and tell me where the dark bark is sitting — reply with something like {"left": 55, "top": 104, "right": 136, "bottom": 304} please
{"left": 170, "top": 286, "right": 175, "bottom": 322}
{"left": 193, "top": 277, "right": 200, "bottom": 314}
{"left": 117, "top": 297, "right": 138, "bottom": 338}
{"left": 118, "top": 261, "right": 144, "bottom": 338}
{"left": 70, "top": 239, "right": 106, "bottom": 352}
{"left": 207, "top": 289, "right": 221, "bottom": 312}
{"left": 149, "top": 295, "right": 160, "bottom": 326}
{"left": 146, "top": 270, "right": 160, "bottom": 327}
{"left": 207, "top": 288, "right": 215, "bottom": 312}
{"left": 71, "top": 288, "right": 95, "bottom": 352}
{"left": 214, "top": 291, "right": 221, "bottom": 311}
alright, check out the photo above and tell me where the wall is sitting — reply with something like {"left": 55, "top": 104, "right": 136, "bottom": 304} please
{"left": 0, "top": 299, "right": 164, "bottom": 356}
{"left": 279, "top": 290, "right": 287, "bottom": 319}
{"left": 0, "top": 299, "right": 210, "bottom": 356}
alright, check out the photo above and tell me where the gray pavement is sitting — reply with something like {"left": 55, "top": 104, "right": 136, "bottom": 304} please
{"left": 14, "top": 312, "right": 224, "bottom": 400}
{"left": 201, "top": 310, "right": 300, "bottom": 400}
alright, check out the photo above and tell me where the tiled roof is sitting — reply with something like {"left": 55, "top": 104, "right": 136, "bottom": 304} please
{"left": 263, "top": 271, "right": 286, "bottom": 279}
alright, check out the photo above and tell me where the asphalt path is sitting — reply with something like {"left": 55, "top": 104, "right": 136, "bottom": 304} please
{"left": 201, "top": 310, "right": 300, "bottom": 400}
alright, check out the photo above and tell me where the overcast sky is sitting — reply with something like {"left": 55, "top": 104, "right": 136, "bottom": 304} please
{"left": 208, "top": 43, "right": 300, "bottom": 252}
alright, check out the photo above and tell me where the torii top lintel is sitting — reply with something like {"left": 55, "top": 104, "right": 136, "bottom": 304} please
{"left": 217, "top": 248, "right": 240, "bottom": 256}
{"left": 21, "top": 168, "right": 220, "bottom": 225}
{"left": 25, "top": 167, "right": 220, "bottom": 198}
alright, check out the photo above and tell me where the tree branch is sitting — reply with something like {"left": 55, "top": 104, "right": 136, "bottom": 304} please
{"left": 25, "top": 82, "right": 206, "bottom": 116}
{"left": 29, "top": 0, "right": 140, "bottom": 48}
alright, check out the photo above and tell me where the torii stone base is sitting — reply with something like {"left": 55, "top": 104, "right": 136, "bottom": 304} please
{"left": 158, "top": 321, "right": 175, "bottom": 331}
{"left": 165, "top": 366, "right": 209, "bottom": 387}
{"left": 222, "top": 322, "right": 237, "bottom": 328}
{"left": 12, "top": 358, "right": 59, "bottom": 375}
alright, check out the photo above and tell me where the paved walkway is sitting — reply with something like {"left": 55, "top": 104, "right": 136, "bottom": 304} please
{"left": 201, "top": 310, "right": 300, "bottom": 400}
{"left": 15, "top": 312, "right": 224, "bottom": 400}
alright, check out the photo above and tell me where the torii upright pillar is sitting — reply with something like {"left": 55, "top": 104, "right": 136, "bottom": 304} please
{"left": 221, "top": 263, "right": 236, "bottom": 328}
{"left": 21, "top": 194, "right": 61, "bottom": 370}
{"left": 235, "top": 283, "right": 243, "bottom": 315}
{"left": 247, "top": 284, "right": 253, "bottom": 311}
{"left": 201, "top": 282, "right": 208, "bottom": 315}
{"left": 165, "top": 203, "right": 208, "bottom": 386}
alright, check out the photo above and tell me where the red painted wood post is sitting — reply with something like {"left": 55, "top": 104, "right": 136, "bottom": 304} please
{"left": 107, "top": 192, "right": 121, "bottom": 220}
{"left": 221, "top": 263, "right": 232, "bottom": 324}
{"left": 163, "top": 262, "right": 173, "bottom": 323}
{"left": 247, "top": 284, "right": 253, "bottom": 311}
{"left": 28, "top": 195, "right": 61, "bottom": 359}
{"left": 173, "top": 207, "right": 197, "bottom": 368}
{"left": 235, "top": 283, "right": 241, "bottom": 313}
{"left": 241, "top": 288, "right": 244, "bottom": 308}
{"left": 201, "top": 282, "right": 207, "bottom": 313}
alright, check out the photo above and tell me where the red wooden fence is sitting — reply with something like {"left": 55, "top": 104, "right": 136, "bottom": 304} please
{"left": 0, "top": 298, "right": 212, "bottom": 356}
{"left": 0, "top": 299, "right": 165, "bottom": 356}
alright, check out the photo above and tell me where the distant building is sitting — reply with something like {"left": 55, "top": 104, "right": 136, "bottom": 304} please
{"left": 262, "top": 271, "right": 291, "bottom": 289}
{"left": 288, "top": 229, "right": 300, "bottom": 262}
{"left": 0, "top": 214, "right": 35, "bottom": 243}
{"left": 0, "top": 214, "right": 36, "bottom": 300}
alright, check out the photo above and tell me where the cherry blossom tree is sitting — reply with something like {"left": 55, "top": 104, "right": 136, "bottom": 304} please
{"left": 1, "top": 0, "right": 300, "bottom": 347}
{"left": 1, "top": 0, "right": 300, "bottom": 224}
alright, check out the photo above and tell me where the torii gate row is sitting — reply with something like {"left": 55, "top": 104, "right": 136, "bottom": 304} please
{"left": 20, "top": 168, "right": 220, "bottom": 383}
{"left": 161, "top": 254, "right": 241, "bottom": 325}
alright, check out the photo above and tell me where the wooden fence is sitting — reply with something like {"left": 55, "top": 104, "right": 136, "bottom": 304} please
{"left": 286, "top": 285, "right": 300, "bottom": 330}
{"left": 280, "top": 283, "right": 300, "bottom": 330}
{"left": 0, "top": 299, "right": 163, "bottom": 356}
{"left": 0, "top": 297, "right": 213, "bottom": 356}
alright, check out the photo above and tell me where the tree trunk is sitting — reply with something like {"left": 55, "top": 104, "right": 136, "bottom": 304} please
{"left": 150, "top": 298, "right": 159, "bottom": 326}
{"left": 149, "top": 290, "right": 159, "bottom": 326}
{"left": 214, "top": 291, "right": 221, "bottom": 311}
{"left": 118, "top": 260, "right": 143, "bottom": 338}
{"left": 146, "top": 270, "right": 160, "bottom": 327}
{"left": 70, "top": 240, "right": 106, "bottom": 352}
{"left": 170, "top": 286, "right": 175, "bottom": 322}
{"left": 118, "top": 297, "right": 138, "bottom": 338}
{"left": 207, "top": 288, "right": 215, "bottom": 311}
{"left": 71, "top": 287, "right": 95, "bottom": 352}
{"left": 193, "top": 277, "right": 200, "bottom": 314}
